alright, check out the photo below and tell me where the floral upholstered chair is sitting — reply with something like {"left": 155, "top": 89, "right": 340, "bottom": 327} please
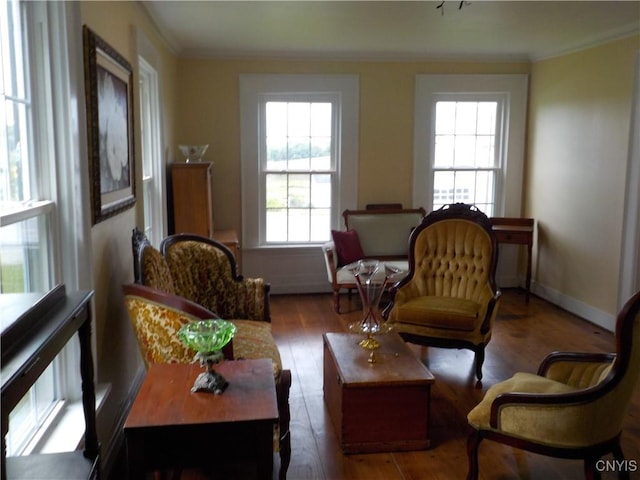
{"left": 466, "top": 290, "right": 640, "bottom": 480}
{"left": 160, "top": 233, "right": 269, "bottom": 322}
{"left": 123, "top": 283, "right": 291, "bottom": 479}
{"left": 129, "top": 229, "right": 290, "bottom": 478}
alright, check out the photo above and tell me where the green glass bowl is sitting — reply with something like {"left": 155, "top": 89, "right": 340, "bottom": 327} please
{"left": 178, "top": 319, "right": 236, "bottom": 353}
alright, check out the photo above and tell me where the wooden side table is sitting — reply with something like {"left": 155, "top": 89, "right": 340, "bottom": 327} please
{"left": 323, "top": 332, "right": 435, "bottom": 453}
{"left": 124, "top": 360, "right": 277, "bottom": 479}
{"left": 490, "top": 217, "right": 534, "bottom": 302}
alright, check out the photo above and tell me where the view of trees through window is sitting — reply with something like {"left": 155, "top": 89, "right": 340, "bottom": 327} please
{"left": 265, "top": 101, "right": 333, "bottom": 242}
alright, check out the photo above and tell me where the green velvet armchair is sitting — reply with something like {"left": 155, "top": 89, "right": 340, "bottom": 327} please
{"left": 382, "top": 203, "right": 501, "bottom": 382}
{"left": 466, "top": 289, "right": 640, "bottom": 480}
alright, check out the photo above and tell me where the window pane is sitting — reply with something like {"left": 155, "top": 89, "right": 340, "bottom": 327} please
{"left": 435, "top": 102, "right": 456, "bottom": 134}
{"left": 310, "top": 208, "right": 330, "bottom": 242}
{"left": 287, "top": 137, "right": 309, "bottom": 170}
{"left": 266, "top": 102, "right": 287, "bottom": 137}
{"left": 287, "top": 103, "right": 310, "bottom": 137}
{"left": 288, "top": 209, "right": 309, "bottom": 242}
{"left": 477, "top": 102, "right": 497, "bottom": 135}
{"left": 434, "top": 134, "right": 454, "bottom": 168}
{"left": 288, "top": 174, "right": 310, "bottom": 208}
{"left": 266, "top": 208, "right": 287, "bottom": 242}
{"left": 266, "top": 173, "right": 287, "bottom": 208}
{"left": 455, "top": 103, "right": 477, "bottom": 134}
{"left": 1, "top": 214, "right": 52, "bottom": 293}
{"left": 310, "top": 137, "right": 331, "bottom": 170}
{"left": 310, "top": 174, "right": 331, "bottom": 208}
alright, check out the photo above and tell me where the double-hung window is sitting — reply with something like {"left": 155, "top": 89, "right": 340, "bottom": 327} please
{"left": 414, "top": 74, "right": 528, "bottom": 218}
{"left": 240, "top": 74, "right": 358, "bottom": 249}
{"left": 1, "top": 0, "right": 89, "bottom": 456}
{"left": 432, "top": 97, "right": 503, "bottom": 216}
{"left": 240, "top": 75, "right": 358, "bottom": 293}
{"left": 138, "top": 55, "right": 165, "bottom": 246}
{"left": 263, "top": 98, "right": 334, "bottom": 243}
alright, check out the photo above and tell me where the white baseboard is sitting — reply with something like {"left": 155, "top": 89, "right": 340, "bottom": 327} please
{"left": 532, "top": 281, "right": 616, "bottom": 333}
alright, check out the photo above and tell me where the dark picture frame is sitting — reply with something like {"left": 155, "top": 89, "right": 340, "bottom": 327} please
{"left": 83, "top": 25, "right": 135, "bottom": 224}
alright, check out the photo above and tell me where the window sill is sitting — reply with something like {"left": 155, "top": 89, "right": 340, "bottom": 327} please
{"left": 23, "top": 383, "right": 110, "bottom": 455}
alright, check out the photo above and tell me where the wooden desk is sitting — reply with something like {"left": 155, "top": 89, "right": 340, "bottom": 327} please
{"left": 124, "top": 360, "right": 277, "bottom": 479}
{"left": 490, "top": 217, "right": 534, "bottom": 302}
{"left": 1, "top": 285, "right": 99, "bottom": 480}
{"left": 323, "top": 332, "right": 434, "bottom": 453}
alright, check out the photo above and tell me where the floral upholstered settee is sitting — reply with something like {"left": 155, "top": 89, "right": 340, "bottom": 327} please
{"left": 322, "top": 207, "right": 426, "bottom": 313}
{"left": 130, "top": 229, "right": 290, "bottom": 478}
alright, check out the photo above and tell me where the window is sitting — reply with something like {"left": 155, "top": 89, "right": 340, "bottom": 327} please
{"left": 240, "top": 75, "right": 358, "bottom": 249}
{"left": 1, "top": 0, "right": 89, "bottom": 456}
{"left": 138, "top": 55, "right": 165, "bottom": 246}
{"left": 432, "top": 99, "right": 502, "bottom": 216}
{"left": 413, "top": 74, "right": 528, "bottom": 218}
{"left": 264, "top": 100, "right": 333, "bottom": 243}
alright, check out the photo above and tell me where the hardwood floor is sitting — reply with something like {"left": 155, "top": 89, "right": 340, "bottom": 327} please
{"left": 266, "top": 289, "right": 640, "bottom": 480}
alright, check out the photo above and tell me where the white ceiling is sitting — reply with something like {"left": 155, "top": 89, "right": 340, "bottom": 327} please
{"left": 141, "top": 1, "right": 640, "bottom": 62}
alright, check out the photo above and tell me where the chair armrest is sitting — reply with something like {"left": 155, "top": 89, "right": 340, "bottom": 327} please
{"left": 537, "top": 351, "right": 615, "bottom": 387}
{"left": 322, "top": 242, "right": 338, "bottom": 283}
{"left": 122, "top": 284, "right": 219, "bottom": 319}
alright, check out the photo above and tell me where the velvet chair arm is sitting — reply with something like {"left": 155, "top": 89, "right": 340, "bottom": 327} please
{"left": 537, "top": 351, "right": 616, "bottom": 388}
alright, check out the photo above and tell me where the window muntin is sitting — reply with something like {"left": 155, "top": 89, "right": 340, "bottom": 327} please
{"left": 432, "top": 99, "right": 501, "bottom": 216}
{"left": 263, "top": 100, "right": 334, "bottom": 244}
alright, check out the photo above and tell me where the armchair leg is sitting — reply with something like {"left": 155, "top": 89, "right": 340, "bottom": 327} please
{"left": 584, "top": 457, "right": 602, "bottom": 480}
{"left": 474, "top": 346, "right": 485, "bottom": 383}
{"left": 333, "top": 290, "right": 341, "bottom": 313}
{"left": 466, "top": 429, "right": 482, "bottom": 480}
{"left": 277, "top": 369, "right": 292, "bottom": 480}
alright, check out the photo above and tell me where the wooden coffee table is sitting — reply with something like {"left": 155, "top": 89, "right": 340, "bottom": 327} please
{"left": 124, "top": 359, "right": 278, "bottom": 479}
{"left": 323, "top": 332, "right": 435, "bottom": 453}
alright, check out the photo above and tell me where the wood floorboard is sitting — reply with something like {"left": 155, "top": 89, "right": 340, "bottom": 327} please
{"left": 268, "top": 289, "right": 640, "bottom": 480}
{"left": 172, "top": 288, "right": 639, "bottom": 480}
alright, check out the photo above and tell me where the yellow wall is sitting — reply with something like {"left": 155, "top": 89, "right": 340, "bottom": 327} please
{"left": 174, "top": 58, "right": 529, "bottom": 233}
{"left": 80, "top": 0, "right": 177, "bottom": 467}
{"left": 527, "top": 34, "right": 639, "bottom": 315}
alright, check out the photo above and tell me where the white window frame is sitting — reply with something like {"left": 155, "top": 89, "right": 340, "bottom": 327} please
{"left": 1, "top": 0, "right": 93, "bottom": 456}
{"left": 240, "top": 74, "right": 359, "bottom": 249}
{"left": 413, "top": 74, "right": 528, "bottom": 217}
{"left": 138, "top": 55, "right": 165, "bottom": 246}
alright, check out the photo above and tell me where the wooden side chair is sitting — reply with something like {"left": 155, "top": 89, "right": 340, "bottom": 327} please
{"left": 466, "top": 289, "right": 640, "bottom": 480}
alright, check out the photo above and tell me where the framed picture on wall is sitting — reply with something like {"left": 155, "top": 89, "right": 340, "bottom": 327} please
{"left": 83, "top": 25, "right": 135, "bottom": 225}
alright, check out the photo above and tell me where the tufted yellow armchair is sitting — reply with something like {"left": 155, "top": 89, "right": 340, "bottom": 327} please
{"left": 382, "top": 203, "right": 501, "bottom": 383}
{"left": 466, "top": 290, "right": 640, "bottom": 480}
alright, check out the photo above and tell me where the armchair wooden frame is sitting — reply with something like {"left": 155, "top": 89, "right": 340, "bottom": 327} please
{"left": 466, "top": 290, "right": 640, "bottom": 480}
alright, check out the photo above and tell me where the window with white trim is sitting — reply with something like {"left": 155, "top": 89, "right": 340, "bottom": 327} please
{"left": 413, "top": 74, "right": 528, "bottom": 219}
{"left": 432, "top": 97, "right": 503, "bottom": 216}
{"left": 1, "top": 0, "right": 89, "bottom": 456}
{"left": 264, "top": 99, "right": 334, "bottom": 243}
{"left": 240, "top": 74, "right": 358, "bottom": 249}
{"left": 138, "top": 56, "right": 165, "bottom": 246}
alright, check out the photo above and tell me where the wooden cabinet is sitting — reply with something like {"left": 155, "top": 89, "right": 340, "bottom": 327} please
{"left": 171, "top": 162, "right": 214, "bottom": 237}
{"left": 1, "top": 285, "right": 99, "bottom": 480}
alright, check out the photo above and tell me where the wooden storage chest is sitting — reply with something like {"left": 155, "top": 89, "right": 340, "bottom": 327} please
{"left": 322, "top": 332, "right": 434, "bottom": 454}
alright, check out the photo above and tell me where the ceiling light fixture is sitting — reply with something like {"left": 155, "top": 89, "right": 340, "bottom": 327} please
{"left": 436, "top": 1, "right": 471, "bottom": 15}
